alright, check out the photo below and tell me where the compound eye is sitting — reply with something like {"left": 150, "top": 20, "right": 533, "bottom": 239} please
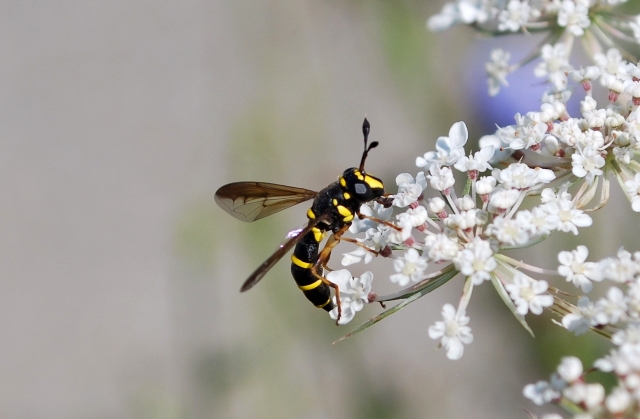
{"left": 354, "top": 183, "right": 368, "bottom": 195}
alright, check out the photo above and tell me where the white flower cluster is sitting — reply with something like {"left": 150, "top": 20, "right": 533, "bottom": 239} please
{"left": 483, "top": 49, "right": 640, "bottom": 213}
{"left": 521, "top": 249, "right": 640, "bottom": 417}
{"left": 428, "top": 0, "right": 601, "bottom": 34}
{"left": 524, "top": 335, "right": 640, "bottom": 418}
{"left": 341, "top": 1, "right": 640, "bottom": 417}
{"left": 560, "top": 248, "right": 640, "bottom": 336}
{"left": 428, "top": 0, "right": 640, "bottom": 97}
{"left": 330, "top": 120, "right": 594, "bottom": 361}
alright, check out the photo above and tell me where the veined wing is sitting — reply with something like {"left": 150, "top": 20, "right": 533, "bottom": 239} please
{"left": 240, "top": 215, "right": 327, "bottom": 292}
{"left": 215, "top": 182, "right": 317, "bottom": 222}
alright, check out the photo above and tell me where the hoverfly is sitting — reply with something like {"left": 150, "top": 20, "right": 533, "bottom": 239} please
{"left": 215, "top": 118, "right": 390, "bottom": 321}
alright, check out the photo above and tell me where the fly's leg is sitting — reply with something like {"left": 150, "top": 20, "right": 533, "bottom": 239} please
{"left": 311, "top": 224, "right": 349, "bottom": 325}
{"left": 356, "top": 212, "right": 402, "bottom": 231}
{"left": 339, "top": 237, "right": 379, "bottom": 256}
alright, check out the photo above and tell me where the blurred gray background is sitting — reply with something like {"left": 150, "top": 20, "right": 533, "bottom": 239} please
{"left": 1, "top": 1, "right": 636, "bottom": 418}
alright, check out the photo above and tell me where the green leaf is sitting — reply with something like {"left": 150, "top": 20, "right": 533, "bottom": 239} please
{"left": 334, "top": 268, "right": 459, "bottom": 343}
{"left": 374, "top": 265, "right": 458, "bottom": 302}
{"left": 490, "top": 268, "right": 535, "bottom": 338}
{"left": 333, "top": 293, "right": 423, "bottom": 344}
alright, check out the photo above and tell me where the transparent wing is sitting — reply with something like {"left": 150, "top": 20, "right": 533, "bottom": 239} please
{"left": 240, "top": 216, "right": 327, "bottom": 292}
{"left": 215, "top": 182, "right": 317, "bottom": 222}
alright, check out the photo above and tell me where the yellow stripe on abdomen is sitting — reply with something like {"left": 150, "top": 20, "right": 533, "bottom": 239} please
{"left": 315, "top": 297, "right": 331, "bottom": 308}
{"left": 298, "top": 279, "right": 322, "bottom": 291}
{"left": 291, "top": 254, "right": 313, "bottom": 269}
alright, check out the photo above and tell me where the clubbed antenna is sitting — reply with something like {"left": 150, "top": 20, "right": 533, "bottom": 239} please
{"left": 359, "top": 117, "right": 379, "bottom": 173}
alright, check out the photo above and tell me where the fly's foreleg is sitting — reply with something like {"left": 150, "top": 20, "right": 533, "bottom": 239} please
{"left": 311, "top": 224, "right": 349, "bottom": 325}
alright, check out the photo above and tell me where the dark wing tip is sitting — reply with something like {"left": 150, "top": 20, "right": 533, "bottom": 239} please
{"left": 240, "top": 272, "right": 261, "bottom": 292}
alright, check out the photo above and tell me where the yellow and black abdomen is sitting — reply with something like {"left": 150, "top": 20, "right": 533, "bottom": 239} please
{"left": 290, "top": 227, "right": 334, "bottom": 312}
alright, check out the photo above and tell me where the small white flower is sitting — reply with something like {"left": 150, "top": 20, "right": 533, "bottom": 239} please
{"left": 523, "top": 380, "right": 561, "bottom": 405}
{"left": 393, "top": 172, "right": 427, "bottom": 207}
{"left": 328, "top": 270, "right": 373, "bottom": 325}
{"left": 492, "top": 162, "right": 556, "bottom": 189}
{"left": 598, "top": 248, "right": 640, "bottom": 283}
{"left": 625, "top": 80, "right": 640, "bottom": 100}
{"left": 580, "top": 129, "right": 604, "bottom": 149}
{"left": 627, "top": 281, "right": 640, "bottom": 317}
{"left": 601, "top": 73, "right": 626, "bottom": 96}
{"left": 416, "top": 121, "right": 468, "bottom": 170}
{"left": 541, "top": 186, "right": 571, "bottom": 204}
{"left": 540, "top": 137, "right": 561, "bottom": 159}
{"left": 558, "top": 245, "right": 598, "bottom": 292}
{"left": 557, "top": 356, "right": 583, "bottom": 383}
{"left": 516, "top": 205, "right": 559, "bottom": 236}
{"left": 452, "top": 237, "right": 497, "bottom": 285}
{"left": 552, "top": 118, "right": 584, "bottom": 147}
{"left": 454, "top": 145, "right": 495, "bottom": 173}
{"left": 563, "top": 382, "right": 605, "bottom": 410}
{"left": 534, "top": 43, "right": 572, "bottom": 91}
{"left": 595, "top": 287, "right": 627, "bottom": 324}
{"left": 426, "top": 3, "right": 457, "bottom": 31}
{"left": 349, "top": 202, "right": 393, "bottom": 234}
{"left": 362, "top": 225, "right": 391, "bottom": 253}
{"left": 388, "top": 213, "right": 414, "bottom": 244}
{"left": 486, "top": 48, "right": 511, "bottom": 96}
{"left": 594, "top": 48, "right": 625, "bottom": 78}
{"left": 562, "top": 296, "right": 607, "bottom": 334}
{"left": 569, "top": 66, "right": 601, "bottom": 86}
{"left": 504, "top": 113, "right": 549, "bottom": 150}
{"left": 327, "top": 269, "right": 371, "bottom": 301}
{"left": 557, "top": 0, "right": 591, "bottom": 36}
{"left": 624, "top": 173, "right": 640, "bottom": 212}
{"left": 605, "top": 107, "right": 625, "bottom": 129}
{"left": 497, "top": 0, "right": 539, "bottom": 32}
{"left": 341, "top": 247, "right": 374, "bottom": 266}
{"left": 486, "top": 216, "right": 531, "bottom": 246}
{"left": 424, "top": 233, "right": 459, "bottom": 261}
{"left": 390, "top": 248, "right": 428, "bottom": 286}
{"left": 580, "top": 95, "right": 598, "bottom": 113}
{"left": 605, "top": 386, "right": 632, "bottom": 414}
{"left": 613, "top": 145, "right": 634, "bottom": 165}
{"left": 476, "top": 175, "right": 497, "bottom": 195}
{"left": 571, "top": 145, "right": 605, "bottom": 183}
{"left": 445, "top": 209, "right": 483, "bottom": 231}
{"left": 547, "top": 195, "right": 593, "bottom": 235}
{"left": 488, "top": 188, "right": 522, "bottom": 212}
{"left": 427, "top": 1, "right": 491, "bottom": 31}
{"left": 405, "top": 205, "right": 430, "bottom": 227}
{"left": 456, "top": 0, "right": 490, "bottom": 25}
{"left": 505, "top": 274, "right": 554, "bottom": 315}
{"left": 612, "top": 324, "right": 640, "bottom": 348}
{"left": 427, "top": 165, "right": 456, "bottom": 192}
{"left": 595, "top": 344, "right": 640, "bottom": 376}
{"left": 456, "top": 195, "right": 475, "bottom": 211}
{"left": 479, "top": 133, "right": 512, "bottom": 162}
{"left": 625, "top": 61, "right": 640, "bottom": 79}
{"left": 624, "top": 372, "right": 640, "bottom": 390}
{"left": 428, "top": 303, "right": 473, "bottom": 360}
{"left": 427, "top": 196, "right": 446, "bottom": 214}
{"left": 530, "top": 101, "right": 565, "bottom": 124}
{"left": 329, "top": 296, "right": 359, "bottom": 325}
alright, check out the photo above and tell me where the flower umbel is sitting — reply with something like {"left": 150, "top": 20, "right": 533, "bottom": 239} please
{"left": 332, "top": 121, "right": 591, "bottom": 367}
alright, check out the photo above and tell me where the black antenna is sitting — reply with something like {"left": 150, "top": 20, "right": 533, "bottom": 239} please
{"left": 359, "top": 117, "right": 378, "bottom": 173}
